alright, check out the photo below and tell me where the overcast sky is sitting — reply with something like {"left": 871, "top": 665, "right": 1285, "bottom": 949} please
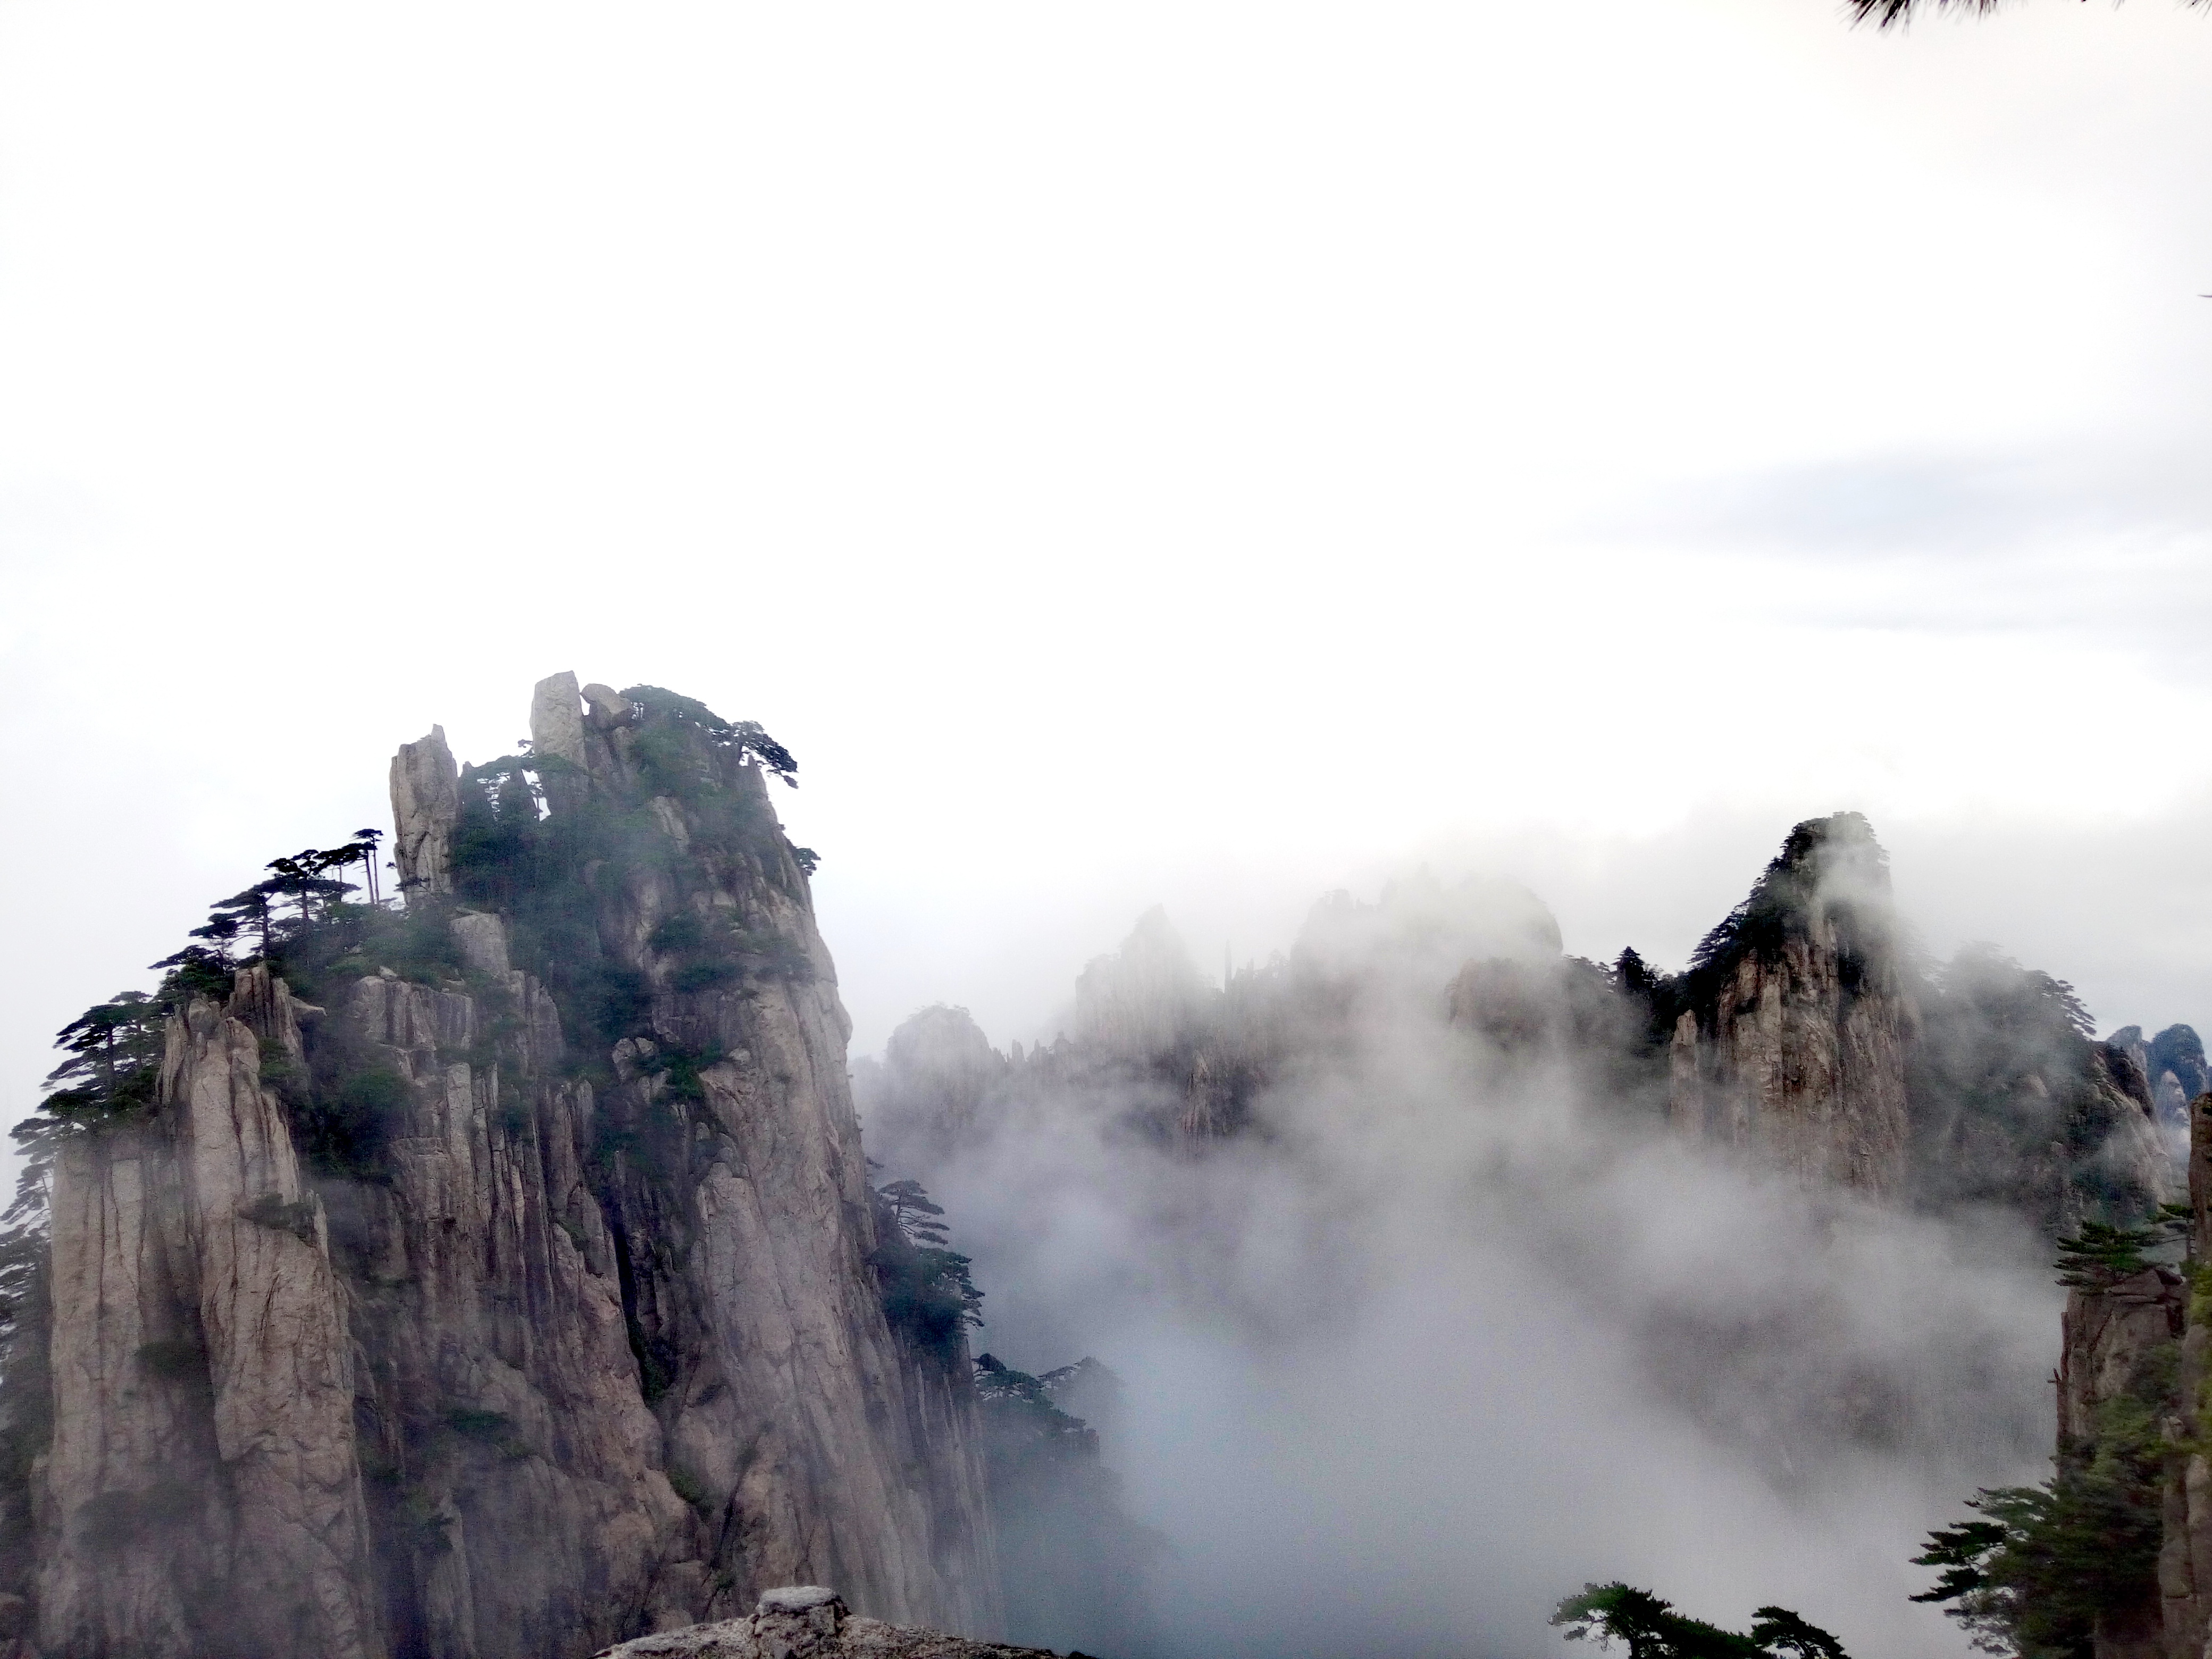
{"left": 4, "top": 0, "right": 2211, "bottom": 1177}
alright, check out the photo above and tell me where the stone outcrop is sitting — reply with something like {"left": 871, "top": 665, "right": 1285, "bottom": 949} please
{"left": 1663, "top": 814, "right": 1913, "bottom": 1194}
{"left": 531, "top": 670, "right": 589, "bottom": 770}
{"left": 594, "top": 1586, "right": 1060, "bottom": 1659}
{"left": 1070, "top": 908, "right": 1206, "bottom": 1059}
{"left": 29, "top": 676, "right": 1001, "bottom": 1659}
{"left": 390, "top": 726, "right": 460, "bottom": 897}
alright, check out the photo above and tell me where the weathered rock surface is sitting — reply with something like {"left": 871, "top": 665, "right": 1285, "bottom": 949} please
{"left": 31, "top": 676, "right": 1001, "bottom": 1659}
{"left": 594, "top": 1588, "right": 1059, "bottom": 1659}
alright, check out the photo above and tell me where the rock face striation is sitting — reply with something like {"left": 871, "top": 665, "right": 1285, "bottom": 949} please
{"left": 27, "top": 675, "right": 999, "bottom": 1659}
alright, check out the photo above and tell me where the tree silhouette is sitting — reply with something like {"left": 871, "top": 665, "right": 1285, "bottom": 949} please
{"left": 878, "top": 1178, "right": 951, "bottom": 1246}
{"left": 2054, "top": 1208, "right": 2191, "bottom": 1289}
{"left": 1854, "top": 0, "right": 2206, "bottom": 26}
{"left": 263, "top": 849, "right": 356, "bottom": 924}
{"left": 1552, "top": 1583, "right": 1849, "bottom": 1659}
{"left": 1749, "top": 1607, "right": 1850, "bottom": 1659}
{"left": 618, "top": 685, "right": 801, "bottom": 787}
{"left": 41, "top": 992, "right": 168, "bottom": 1124}
{"left": 870, "top": 1179, "right": 983, "bottom": 1355}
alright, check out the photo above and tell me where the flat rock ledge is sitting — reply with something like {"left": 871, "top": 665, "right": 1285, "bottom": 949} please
{"left": 593, "top": 1588, "right": 1078, "bottom": 1659}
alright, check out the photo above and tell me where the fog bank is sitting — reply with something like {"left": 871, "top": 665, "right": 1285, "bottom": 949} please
{"left": 864, "top": 894, "right": 2065, "bottom": 1659}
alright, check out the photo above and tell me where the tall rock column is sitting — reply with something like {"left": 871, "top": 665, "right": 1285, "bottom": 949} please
{"left": 177, "top": 970, "right": 382, "bottom": 1659}
{"left": 531, "top": 671, "right": 591, "bottom": 814}
{"left": 391, "top": 726, "right": 460, "bottom": 897}
{"left": 37, "top": 971, "right": 384, "bottom": 1659}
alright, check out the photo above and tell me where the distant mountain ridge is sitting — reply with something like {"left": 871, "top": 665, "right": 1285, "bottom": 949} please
{"left": 862, "top": 811, "right": 2184, "bottom": 1234}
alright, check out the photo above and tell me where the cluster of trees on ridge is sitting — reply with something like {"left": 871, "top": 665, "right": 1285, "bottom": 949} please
{"left": 1553, "top": 1583, "right": 1849, "bottom": 1659}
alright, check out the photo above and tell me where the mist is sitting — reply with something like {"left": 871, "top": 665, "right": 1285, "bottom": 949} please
{"left": 857, "top": 875, "right": 2075, "bottom": 1659}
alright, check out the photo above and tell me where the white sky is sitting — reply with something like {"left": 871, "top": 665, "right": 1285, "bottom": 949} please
{"left": 4, "top": 0, "right": 2212, "bottom": 1180}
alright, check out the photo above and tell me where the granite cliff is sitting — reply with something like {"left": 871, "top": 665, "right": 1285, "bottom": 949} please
{"left": 4, "top": 675, "right": 999, "bottom": 1659}
{"left": 1656, "top": 813, "right": 1914, "bottom": 1194}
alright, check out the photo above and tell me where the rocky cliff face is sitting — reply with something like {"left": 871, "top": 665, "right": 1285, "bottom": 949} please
{"left": 36, "top": 970, "right": 381, "bottom": 1659}
{"left": 1996, "top": 1086, "right": 2212, "bottom": 1659}
{"left": 1646, "top": 813, "right": 2176, "bottom": 1219}
{"left": 1658, "top": 814, "right": 1914, "bottom": 1195}
{"left": 27, "top": 674, "right": 999, "bottom": 1659}
{"left": 2052, "top": 1266, "right": 2183, "bottom": 1659}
